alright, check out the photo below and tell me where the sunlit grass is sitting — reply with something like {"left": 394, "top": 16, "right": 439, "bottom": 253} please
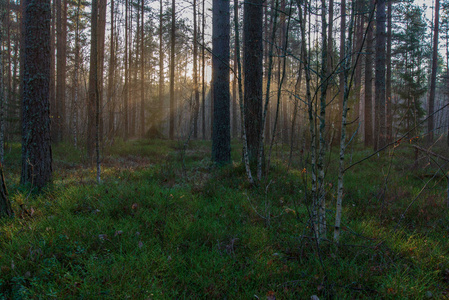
{"left": 0, "top": 139, "right": 448, "bottom": 298}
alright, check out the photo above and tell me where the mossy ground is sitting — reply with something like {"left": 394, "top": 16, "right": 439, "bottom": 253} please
{"left": 0, "top": 139, "right": 448, "bottom": 299}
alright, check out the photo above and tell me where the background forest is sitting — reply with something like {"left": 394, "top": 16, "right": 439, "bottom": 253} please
{"left": 0, "top": 0, "right": 449, "bottom": 298}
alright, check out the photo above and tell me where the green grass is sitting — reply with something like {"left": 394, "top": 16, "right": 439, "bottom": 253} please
{"left": 1, "top": 139, "right": 448, "bottom": 298}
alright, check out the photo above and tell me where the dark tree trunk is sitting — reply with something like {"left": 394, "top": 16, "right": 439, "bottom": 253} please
{"left": 364, "top": 2, "right": 374, "bottom": 147}
{"left": 193, "top": 0, "right": 199, "bottom": 139}
{"left": 158, "top": 0, "right": 164, "bottom": 133}
{"left": 0, "top": 163, "right": 13, "bottom": 218}
{"left": 338, "top": 0, "right": 345, "bottom": 145}
{"left": 201, "top": 0, "right": 206, "bottom": 139}
{"left": 97, "top": 0, "right": 107, "bottom": 139}
{"left": 386, "top": 0, "right": 392, "bottom": 142}
{"left": 243, "top": 0, "right": 263, "bottom": 163}
{"left": 0, "top": 15, "right": 4, "bottom": 163}
{"left": 49, "top": 0, "right": 56, "bottom": 142}
{"left": 428, "top": 0, "right": 440, "bottom": 143}
{"left": 169, "top": 0, "right": 175, "bottom": 139}
{"left": 124, "top": 0, "right": 129, "bottom": 140}
{"left": 21, "top": 0, "right": 52, "bottom": 189}
{"left": 107, "top": 0, "right": 115, "bottom": 137}
{"left": 87, "top": 0, "right": 98, "bottom": 160}
{"left": 55, "top": 0, "right": 67, "bottom": 142}
{"left": 140, "top": 0, "right": 145, "bottom": 138}
{"left": 374, "top": 0, "right": 386, "bottom": 150}
{"left": 212, "top": 0, "right": 231, "bottom": 164}
{"left": 232, "top": 19, "right": 238, "bottom": 139}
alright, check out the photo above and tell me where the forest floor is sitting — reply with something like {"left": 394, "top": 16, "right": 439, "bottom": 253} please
{"left": 0, "top": 138, "right": 448, "bottom": 299}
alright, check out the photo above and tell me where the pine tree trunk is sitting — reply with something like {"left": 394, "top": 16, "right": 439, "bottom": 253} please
{"left": 364, "top": 2, "right": 374, "bottom": 147}
{"left": 49, "top": 0, "right": 56, "bottom": 142}
{"left": 193, "top": 0, "right": 199, "bottom": 139}
{"left": 0, "top": 163, "right": 13, "bottom": 218}
{"left": 55, "top": 0, "right": 67, "bottom": 142}
{"left": 243, "top": 0, "right": 263, "bottom": 164}
{"left": 374, "top": 0, "right": 386, "bottom": 150}
{"left": 72, "top": 0, "right": 81, "bottom": 147}
{"left": 140, "top": 0, "right": 145, "bottom": 138}
{"left": 0, "top": 15, "right": 4, "bottom": 163}
{"left": 428, "top": 0, "right": 440, "bottom": 144}
{"left": 97, "top": 0, "right": 106, "bottom": 140}
{"left": 158, "top": 0, "right": 164, "bottom": 134}
{"left": 21, "top": 0, "right": 52, "bottom": 189}
{"left": 87, "top": 0, "right": 98, "bottom": 161}
{"left": 124, "top": 0, "right": 129, "bottom": 140}
{"left": 386, "top": 0, "right": 392, "bottom": 143}
{"left": 169, "top": 0, "right": 175, "bottom": 139}
{"left": 201, "top": 0, "right": 206, "bottom": 139}
{"left": 107, "top": 0, "right": 115, "bottom": 138}
{"left": 212, "top": 0, "right": 231, "bottom": 164}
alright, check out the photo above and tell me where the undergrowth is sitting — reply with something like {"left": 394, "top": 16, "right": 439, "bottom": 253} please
{"left": 0, "top": 139, "right": 448, "bottom": 299}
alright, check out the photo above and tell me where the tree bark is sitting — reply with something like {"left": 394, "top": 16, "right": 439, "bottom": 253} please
{"left": 243, "top": 0, "right": 263, "bottom": 164}
{"left": 55, "top": 0, "right": 67, "bottom": 142}
{"left": 193, "top": 0, "right": 199, "bottom": 139}
{"left": 21, "top": 0, "right": 52, "bottom": 189}
{"left": 201, "top": 0, "right": 206, "bottom": 139}
{"left": 386, "top": 0, "right": 392, "bottom": 142}
{"left": 364, "top": 1, "right": 374, "bottom": 147}
{"left": 374, "top": 0, "right": 386, "bottom": 150}
{"left": 158, "top": 0, "right": 164, "bottom": 134}
{"left": 140, "top": 0, "right": 145, "bottom": 138}
{"left": 87, "top": 0, "right": 98, "bottom": 161}
{"left": 428, "top": 0, "right": 440, "bottom": 144}
{"left": 169, "top": 0, "right": 175, "bottom": 139}
{"left": 97, "top": 0, "right": 106, "bottom": 140}
{"left": 0, "top": 163, "right": 13, "bottom": 218}
{"left": 212, "top": 0, "right": 231, "bottom": 164}
{"left": 124, "top": 0, "right": 129, "bottom": 140}
{"left": 107, "top": 0, "right": 115, "bottom": 138}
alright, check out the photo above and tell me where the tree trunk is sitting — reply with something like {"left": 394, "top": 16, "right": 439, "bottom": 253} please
{"left": 158, "top": 0, "right": 164, "bottom": 134}
{"left": 428, "top": 0, "right": 440, "bottom": 144}
{"left": 374, "top": 0, "right": 386, "bottom": 150}
{"left": 334, "top": 1, "right": 354, "bottom": 242}
{"left": 259, "top": 0, "right": 279, "bottom": 179}
{"left": 201, "top": 0, "right": 206, "bottom": 139}
{"left": 338, "top": 0, "right": 345, "bottom": 148}
{"left": 193, "top": 0, "right": 199, "bottom": 139}
{"left": 97, "top": 0, "right": 106, "bottom": 140}
{"left": 0, "top": 14, "right": 4, "bottom": 163}
{"left": 72, "top": 0, "right": 81, "bottom": 147}
{"left": 235, "top": 0, "right": 254, "bottom": 183}
{"left": 49, "top": 0, "right": 56, "bottom": 143}
{"left": 107, "top": 0, "right": 115, "bottom": 138}
{"left": 55, "top": 0, "right": 67, "bottom": 142}
{"left": 243, "top": 0, "right": 263, "bottom": 164}
{"left": 386, "top": 0, "right": 392, "bottom": 142}
{"left": 87, "top": 0, "right": 98, "bottom": 161}
{"left": 317, "top": 0, "right": 328, "bottom": 240}
{"left": 0, "top": 163, "right": 13, "bottom": 218}
{"left": 140, "top": 0, "right": 145, "bottom": 138}
{"left": 212, "top": 0, "right": 231, "bottom": 164}
{"left": 169, "top": 0, "right": 175, "bottom": 139}
{"left": 124, "top": 0, "right": 129, "bottom": 140}
{"left": 21, "top": 0, "right": 52, "bottom": 189}
{"left": 364, "top": 1, "right": 374, "bottom": 147}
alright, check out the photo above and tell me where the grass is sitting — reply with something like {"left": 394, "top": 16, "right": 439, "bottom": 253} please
{"left": 0, "top": 139, "right": 448, "bottom": 299}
